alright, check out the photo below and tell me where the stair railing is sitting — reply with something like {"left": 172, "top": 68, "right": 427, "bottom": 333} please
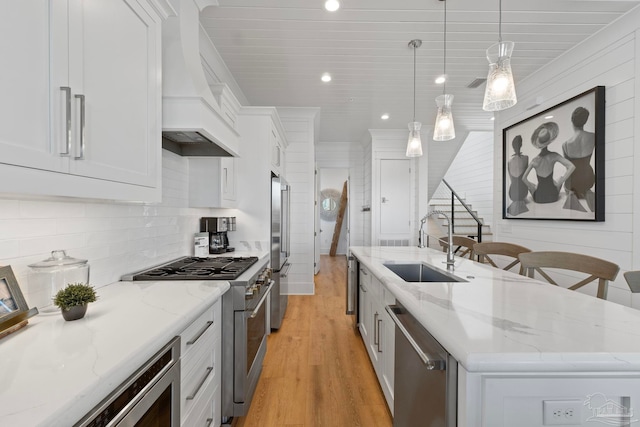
{"left": 440, "top": 179, "right": 484, "bottom": 243}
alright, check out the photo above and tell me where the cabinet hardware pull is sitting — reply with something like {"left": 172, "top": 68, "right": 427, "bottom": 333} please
{"left": 205, "top": 418, "right": 214, "bottom": 427}
{"left": 60, "top": 87, "right": 71, "bottom": 156}
{"left": 74, "top": 94, "right": 86, "bottom": 160}
{"left": 373, "top": 312, "right": 379, "bottom": 345}
{"left": 377, "top": 318, "right": 383, "bottom": 353}
{"left": 186, "top": 321, "right": 213, "bottom": 345}
{"left": 359, "top": 284, "right": 367, "bottom": 292}
{"left": 360, "top": 268, "right": 368, "bottom": 276}
{"left": 186, "top": 366, "right": 213, "bottom": 400}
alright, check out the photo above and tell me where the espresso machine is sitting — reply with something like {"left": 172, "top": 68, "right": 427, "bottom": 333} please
{"left": 200, "top": 217, "right": 236, "bottom": 254}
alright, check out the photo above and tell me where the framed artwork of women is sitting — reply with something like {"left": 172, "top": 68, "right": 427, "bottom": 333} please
{"left": 502, "top": 86, "right": 605, "bottom": 221}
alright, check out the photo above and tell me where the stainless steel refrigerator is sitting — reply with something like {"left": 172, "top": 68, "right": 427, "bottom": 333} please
{"left": 271, "top": 174, "right": 290, "bottom": 329}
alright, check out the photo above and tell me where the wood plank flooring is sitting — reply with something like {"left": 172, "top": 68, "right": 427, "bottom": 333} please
{"left": 233, "top": 255, "right": 393, "bottom": 427}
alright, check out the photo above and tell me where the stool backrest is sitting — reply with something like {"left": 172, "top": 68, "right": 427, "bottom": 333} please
{"left": 623, "top": 271, "right": 640, "bottom": 293}
{"left": 519, "top": 251, "right": 619, "bottom": 299}
{"left": 473, "top": 242, "right": 531, "bottom": 274}
{"left": 438, "top": 235, "right": 477, "bottom": 259}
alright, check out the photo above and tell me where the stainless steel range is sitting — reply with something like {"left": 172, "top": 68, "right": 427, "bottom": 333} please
{"left": 124, "top": 256, "right": 259, "bottom": 281}
{"left": 122, "top": 255, "right": 272, "bottom": 426}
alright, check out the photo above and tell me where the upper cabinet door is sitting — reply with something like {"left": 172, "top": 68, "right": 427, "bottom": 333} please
{"left": 67, "top": 0, "right": 160, "bottom": 187}
{"left": 0, "top": 1, "right": 70, "bottom": 173}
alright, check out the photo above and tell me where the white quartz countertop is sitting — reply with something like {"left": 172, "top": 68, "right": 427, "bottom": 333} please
{"left": 350, "top": 246, "right": 640, "bottom": 373}
{"left": 0, "top": 279, "right": 230, "bottom": 427}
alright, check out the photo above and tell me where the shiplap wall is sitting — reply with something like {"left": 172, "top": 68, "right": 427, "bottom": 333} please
{"left": 363, "top": 136, "right": 373, "bottom": 246}
{"left": 0, "top": 150, "right": 225, "bottom": 308}
{"left": 316, "top": 142, "right": 366, "bottom": 251}
{"left": 443, "top": 131, "right": 495, "bottom": 230}
{"left": 279, "top": 108, "right": 318, "bottom": 295}
{"left": 494, "top": 7, "right": 640, "bottom": 308}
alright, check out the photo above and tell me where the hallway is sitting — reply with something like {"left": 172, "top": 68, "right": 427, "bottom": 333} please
{"left": 234, "top": 255, "right": 393, "bottom": 427}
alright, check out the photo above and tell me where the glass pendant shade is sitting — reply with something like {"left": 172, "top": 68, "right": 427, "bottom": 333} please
{"left": 433, "top": 94, "right": 455, "bottom": 141}
{"left": 483, "top": 41, "right": 517, "bottom": 111}
{"left": 406, "top": 121, "right": 423, "bottom": 157}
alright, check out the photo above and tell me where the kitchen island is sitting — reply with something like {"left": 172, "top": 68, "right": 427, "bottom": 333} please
{"left": 350, "top": 246, "right": 640, "bottom": 426}
{"left": 0, "top": 279, "right": 230, "bottom": 427}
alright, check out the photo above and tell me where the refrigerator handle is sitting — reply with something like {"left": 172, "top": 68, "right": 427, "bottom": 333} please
{"left": 281, "top": 185, "right": 291, "bottom": 258}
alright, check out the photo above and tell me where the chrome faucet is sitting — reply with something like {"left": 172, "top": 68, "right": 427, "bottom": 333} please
{"left": 418, "top": 216, "right": 427, "bottom": 248}
{"left": 420, "top": 210, "right": 455, "bottom": 269}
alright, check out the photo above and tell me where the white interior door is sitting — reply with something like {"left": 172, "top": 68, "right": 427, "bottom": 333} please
{"left": 379, "top": 159, "right": 411, "bottom": 242}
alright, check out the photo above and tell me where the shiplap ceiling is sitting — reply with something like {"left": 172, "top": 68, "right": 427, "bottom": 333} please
{"left": 201, "top": 0, "right": 640, "bottom": 143}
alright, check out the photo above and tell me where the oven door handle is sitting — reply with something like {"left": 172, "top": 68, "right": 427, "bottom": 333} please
{"left": 250, "top": 280, "right": 274, "bottom": 318}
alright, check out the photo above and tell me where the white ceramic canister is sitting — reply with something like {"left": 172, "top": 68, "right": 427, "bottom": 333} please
{"left": 28, "top": 250, "right": 90, "bottom": 314}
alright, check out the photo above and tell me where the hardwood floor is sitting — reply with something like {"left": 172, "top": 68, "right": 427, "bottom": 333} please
{"left": 233, "top": 255, "right": 393, "bottom": 427}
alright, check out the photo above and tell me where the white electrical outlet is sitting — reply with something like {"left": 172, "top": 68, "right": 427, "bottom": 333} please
{"left": 543, "top": 400, "right": 582, "bottom": 425}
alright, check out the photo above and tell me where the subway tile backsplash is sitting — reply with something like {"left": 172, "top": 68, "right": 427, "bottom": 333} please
{"left": 0, "top": 150, "right": 226, "bottom": 307}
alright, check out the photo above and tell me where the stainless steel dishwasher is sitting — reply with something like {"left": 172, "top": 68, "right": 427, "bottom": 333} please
{"left": 386, "top": 303, "right": 457, "bottom": 427}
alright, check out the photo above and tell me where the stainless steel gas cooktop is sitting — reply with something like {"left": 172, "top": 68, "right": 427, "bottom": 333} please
{"left": 127, "top": 256, "right": 259, "bottom": 281}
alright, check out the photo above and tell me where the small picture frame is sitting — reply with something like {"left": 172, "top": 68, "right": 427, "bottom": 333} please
{"left": 0, "top": 266, "right": 38, "bottom": 339}
{"left": 502, "top": 86, "right": 605, "bottom": 221}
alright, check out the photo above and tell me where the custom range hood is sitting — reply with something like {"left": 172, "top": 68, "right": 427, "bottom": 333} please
{"left": 162, "top": 0, "right": 240, "bottom": 157}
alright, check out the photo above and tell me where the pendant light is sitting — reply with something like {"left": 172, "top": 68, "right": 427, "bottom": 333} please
{"left": 433, "top": 0, "right": 455, "bottom": 141}
{"left": 406, "top": 39, "right": 423, "bottom": 157}
{"left": 482, "top": 0, "right": 517, "bottom": 111}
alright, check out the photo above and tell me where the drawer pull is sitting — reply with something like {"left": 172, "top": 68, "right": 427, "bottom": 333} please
{"left": 205, "top": 418, "right": 214, "bottom": 427}
{"left": 187, "top": 321, "right": 214, "bottom": 346}
{"left": 186, "top": 366, "right": 213, "bottom": 400}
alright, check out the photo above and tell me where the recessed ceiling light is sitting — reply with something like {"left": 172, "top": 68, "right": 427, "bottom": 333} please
{"left": 321, "top": 73, "right": 332, "bottom": 83}
{"left": 490, "top": 117, "right": 495, "bottom": 121}
{"left": 381, "top": 114, "right": 389, "bottom": 120}
{"left": 435, "top": 75, "right": 446, "bottom": 85}
{"left": 545, "top": 115, "right": 554, "bottom": 119}
{"left": 324, "top": 0, "right": 340, "bottom": 12}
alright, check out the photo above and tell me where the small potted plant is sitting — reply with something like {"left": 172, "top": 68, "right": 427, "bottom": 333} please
{"left": 53, "top": 283, "right": 98, "bottom": 321}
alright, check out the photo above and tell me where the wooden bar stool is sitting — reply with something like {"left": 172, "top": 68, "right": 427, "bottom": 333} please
{"left": 438, "top": 235, "right": 477, "bottom": 260}
{"left": 473, "top": 242, "right": 531, "bottom": 274}
{"left": 519, "top": 251, "right": 620, "bottom": 300}
{"left": 623, "top": 271, "right": 640, "bottom": 293}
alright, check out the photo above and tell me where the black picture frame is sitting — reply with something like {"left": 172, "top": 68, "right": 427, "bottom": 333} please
{"left": 0, "top": 266, "right": 38, "bottom": 338}
{"left": 502, "top": 86, "right": 605, "bottom": 221}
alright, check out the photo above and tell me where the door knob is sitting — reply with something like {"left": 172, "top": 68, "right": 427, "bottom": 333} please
{"left": 382, "top": 197, "right": 388, "bottom": 203}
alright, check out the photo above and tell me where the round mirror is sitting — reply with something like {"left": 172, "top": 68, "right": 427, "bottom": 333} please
{"left": 322, "top": 198, "right": 337, "bottom": 211}
{"left": 319, "top": 188, "right": 341, "bottom": 221}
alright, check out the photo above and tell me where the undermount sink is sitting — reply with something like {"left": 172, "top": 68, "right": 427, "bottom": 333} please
{"left": 384, "top": 262, "right": 467, "bottom": 283}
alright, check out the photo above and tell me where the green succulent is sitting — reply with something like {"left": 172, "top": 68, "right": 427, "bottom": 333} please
{"left": 53, "top": 283, "right": 98, "bottom": 310}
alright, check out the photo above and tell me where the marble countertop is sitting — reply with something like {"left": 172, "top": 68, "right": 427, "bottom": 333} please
{"left": 350, "top": 246, "right": 640, "bottom": 373}
{"left": 0, "top": 279, "right": 230, "bottom": 427}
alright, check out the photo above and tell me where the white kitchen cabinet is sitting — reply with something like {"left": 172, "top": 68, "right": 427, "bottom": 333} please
{"left": 189, "top": 157, "right": 237, "bottom": 208}
{"left": 358, "top": 265, "right": 373, "bottom": 353}
{"left": 233, "top": 107, "right": 288, "bottom": 245}
{"left": 180, "top": 299, "right": 222, "bottom": 427}
{"left": 357, "top": 264, "right": 394, "bottom": 414}
{"left": 0, "top": 0, "right": 164, "bottom": 201}
{"left": 270, "top": 123, "right": 286, "bottom": 176}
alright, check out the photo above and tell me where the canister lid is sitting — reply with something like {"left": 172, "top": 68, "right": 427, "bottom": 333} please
{"left": 28, "top": 250, "right": 88, "bottom": 269}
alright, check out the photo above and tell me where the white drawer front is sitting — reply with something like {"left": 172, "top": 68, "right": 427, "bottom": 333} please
{"left": 180, "top": 307, "right": 215, "bottom": 359}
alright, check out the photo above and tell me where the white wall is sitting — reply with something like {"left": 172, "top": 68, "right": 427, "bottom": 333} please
{"left": 363, "top": 136, "right": 373, "bottom": 246}
{"left": 279, "top": 108, "right": 319, "bottom": 295}
{"left": 443, "top": 131, "right": 495, "bottom": 229}
{"left": 493, "top": 7, "right": 640, "bottom": 308}
{"left": 0, "top": 150, "right": 227, "bottom": 308}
